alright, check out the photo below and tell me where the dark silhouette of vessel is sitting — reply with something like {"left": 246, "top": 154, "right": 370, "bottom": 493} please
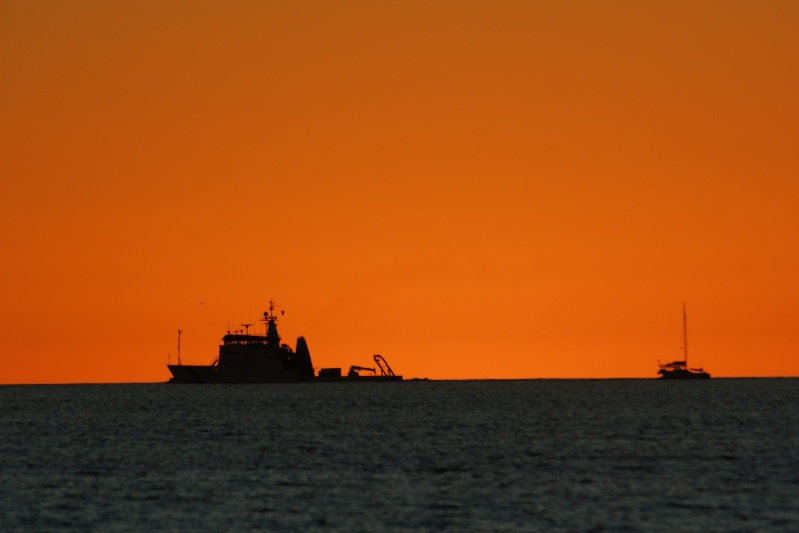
{"left": 657, "top": 303, "right": 711, "bottom": 379}
{"left": 167, "top": 300, "right": 403, "bottom": 383}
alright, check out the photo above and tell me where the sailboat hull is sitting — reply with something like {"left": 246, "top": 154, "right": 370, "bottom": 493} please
{"left": 658, "top": 368, "right": 711, "bottom": 379}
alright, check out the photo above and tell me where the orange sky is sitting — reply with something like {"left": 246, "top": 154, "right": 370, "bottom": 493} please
{"left": 2, "top": 1, "right": 797, "bottom": 383}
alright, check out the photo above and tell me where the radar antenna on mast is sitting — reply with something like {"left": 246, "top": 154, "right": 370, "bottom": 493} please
{"left": 261, "top": 299, "right": 279, "bottom": 331}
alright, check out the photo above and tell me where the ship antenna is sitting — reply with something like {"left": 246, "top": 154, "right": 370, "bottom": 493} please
{"left": 177, "top": 329, "right": 182, "bottom": 366}
{"left": 682, "top": 302, "right": 688, "bottom": 366}
{"left": 261, "top": 299, "right": 278, "bottom": 334}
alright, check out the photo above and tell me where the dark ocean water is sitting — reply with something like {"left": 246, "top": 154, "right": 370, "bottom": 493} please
{"left": 0, "top": 379, "right": 797, "bottom": 532}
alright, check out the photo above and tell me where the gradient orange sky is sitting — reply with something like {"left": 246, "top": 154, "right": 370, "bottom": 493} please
{"left": 2, "top": 1, "right": 797, "bottom": 383}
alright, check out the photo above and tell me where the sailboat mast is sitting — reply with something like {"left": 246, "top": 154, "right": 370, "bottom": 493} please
{"left": 682, "top": 302, "right": 688, "bottom": 366}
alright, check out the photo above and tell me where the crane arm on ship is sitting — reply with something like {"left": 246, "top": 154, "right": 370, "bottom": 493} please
{"left": 373, "top": 354, "right": 395, "bottom": 377}
{"left": 348, "top": 365, "right": 376, "bottom": 376}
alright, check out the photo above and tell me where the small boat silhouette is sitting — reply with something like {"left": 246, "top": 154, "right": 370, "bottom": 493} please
{"left": 657, "top": 303, "right": 711, "bottom": 379}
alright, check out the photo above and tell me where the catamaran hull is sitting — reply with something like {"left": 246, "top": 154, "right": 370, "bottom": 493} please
{"left": 658, "top": 369, "right": 711, "bottom": 379}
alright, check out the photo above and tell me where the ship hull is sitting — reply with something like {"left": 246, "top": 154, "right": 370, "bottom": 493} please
{"left": 167, "top": 365, "right": 403, "bottom": 384}
{"left": 167, "top": 364, "right": 308, "bottom": 383}
{"left": 658, "top": 368, "right": 711, "bottom": 380}
{"left": 315, "top": 375, "right": 403, "bottom": 383}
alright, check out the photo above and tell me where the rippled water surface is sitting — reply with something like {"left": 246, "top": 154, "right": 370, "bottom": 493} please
{"left": 1, "top": 379, "right": 797, "bottom": 532}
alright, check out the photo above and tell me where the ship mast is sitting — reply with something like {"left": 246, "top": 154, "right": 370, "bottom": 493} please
{"left": 177, "top": 329, "right": 182, "bottom": 366}
{"left": 261, "top": 299, "right": 276, "bottom": 329}
{"left": 262, "top": 299, "right": 281, "bottom": 345}
{"left": 682, "top": 302, "right": 688, "bottom": 367}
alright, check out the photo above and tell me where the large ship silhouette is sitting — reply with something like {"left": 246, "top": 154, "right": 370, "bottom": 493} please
{"left": 167, "top": 300, "right": 402, "bottom": 383}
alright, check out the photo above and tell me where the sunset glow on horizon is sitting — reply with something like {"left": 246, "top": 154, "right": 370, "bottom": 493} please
{"left": 2, "top": 1, "right": 797, "bottom": 383}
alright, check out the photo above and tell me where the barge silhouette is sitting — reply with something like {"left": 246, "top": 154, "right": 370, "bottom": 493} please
{"left": 168, "top": 300, "right": 402, "bottom": 383}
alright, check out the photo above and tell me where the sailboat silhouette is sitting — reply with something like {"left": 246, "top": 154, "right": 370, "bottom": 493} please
{"left": 657, "top": 303, "right": 711, "bottom": 379}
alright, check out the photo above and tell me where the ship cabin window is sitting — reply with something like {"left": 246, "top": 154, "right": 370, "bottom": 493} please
{"left": 224, "top": 336, "right": 267, "bottom": 346}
